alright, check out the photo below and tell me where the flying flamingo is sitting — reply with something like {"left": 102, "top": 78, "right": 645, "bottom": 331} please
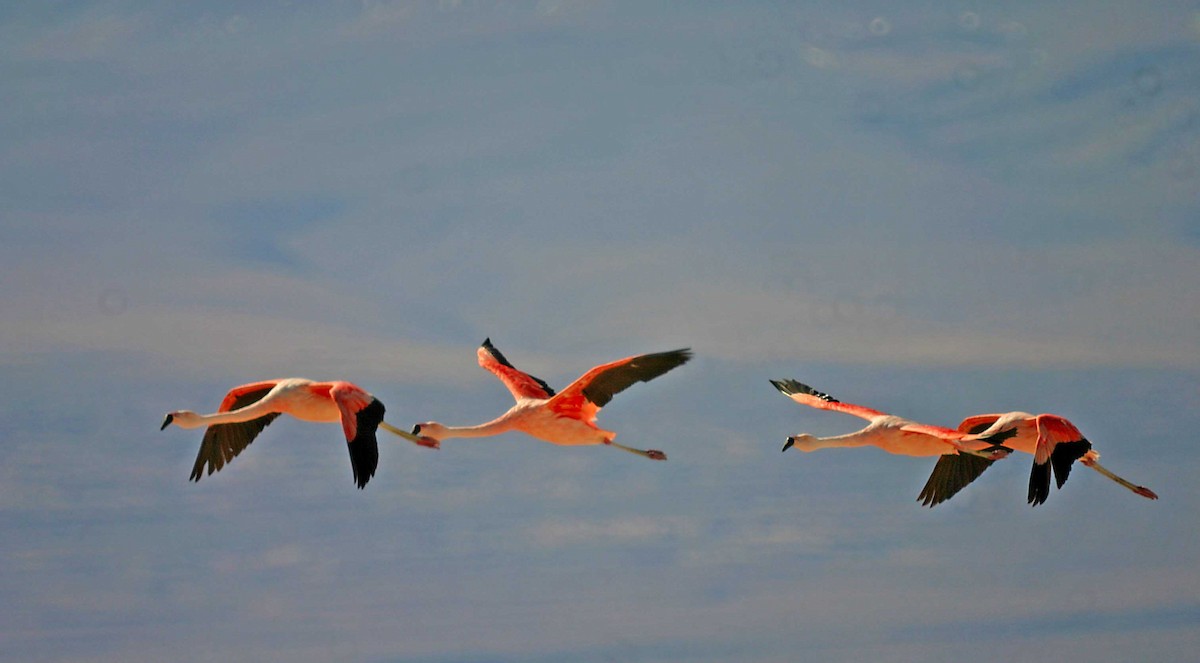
{"left": 932, "top": 412, "right": 1160, "bottom": 506}
{"left": 771, "top": 379, "right": 1013, "bottom": 506}
{"left": 161, "top": 378, "right": 439, "bottom": 489}
{"left": 410, "top": 339, "right": 691, "bottom": 460}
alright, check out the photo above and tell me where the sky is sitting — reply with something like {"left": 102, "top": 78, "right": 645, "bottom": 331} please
{"left": 1, "top": 1, "right": 1198, "bottom": 661}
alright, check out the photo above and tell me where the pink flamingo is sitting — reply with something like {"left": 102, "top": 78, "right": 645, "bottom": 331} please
{"left": 771, "top": 379, "right": 1013, "bottom": 506}
{"left": 411, "top": 339, "right": 691, "bottom": 460}
{"left": 161, "top": 378, "right": 439, "bottom": 489}
{"left": 942, "top": 412, "right": 1159, "bottom": 505}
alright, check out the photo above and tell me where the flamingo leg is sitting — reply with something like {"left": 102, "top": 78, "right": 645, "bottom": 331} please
{"left": 1081, "top": 458, "right": 1158, "bottom": 499}
{"left": 380, "top": 421, "right": 440, "bottom": 449}
{"left": 607, "top": 440, "right": 667, "bottom": 461}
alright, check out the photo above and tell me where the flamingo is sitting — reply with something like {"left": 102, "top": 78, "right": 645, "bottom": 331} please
{"left": 410, "top": 339, "right": 691, "bottom": 460}
{"left": 931, "top": 412, "right": 1160, "bottom": 506}
{"left": 161, "top": 378, "right": 439, "bottom": 489}
{"left": 771, "top": 379, "right": 1013, "bottom": 506}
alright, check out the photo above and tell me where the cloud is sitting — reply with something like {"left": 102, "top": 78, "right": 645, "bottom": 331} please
{"left": 426, "top": 238, "right": 1200, "bottom": 369}
{"left": 849, "top": 22, "right": 1200, "bottom": 199}
{"left": 338, "top": 1, "right": 416, "bottom": 39}
{"left": 0, "top": 307, "right": 472, "bottom": 383}
{"left": 528, "top": 514, "right": 700, "bottom": 548}
{"left": 5, "top": 234, "right": 1194, "bottom": 378}
{"left": 12, "top": 9, "right": 147, "bottom": 62}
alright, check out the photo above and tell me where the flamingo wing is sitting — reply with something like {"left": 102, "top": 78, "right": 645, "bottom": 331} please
{"left": 190, "top": 381, "right": 282, "bottom": 481}
{"left": 898, "top": 422, "right": 965, "bottom": 441}
{"left": 1027, "top": 415, "right": 1092, "bottom": 506}
{"left": 917, "top": 453, "right": 996, "bottom": 507}
{"left": 956, "top": 414, "right": 1003, "bottom": 435}
{"left": 478, "top": 338, "right": 556, "bottom": 401}
{"left": 956, "top": 412, "right": 1027, "bottom": 451}
{"left": 770, "top": 379, "right": 888, "bottom": 421}
{"left": 548, "top": 348, "right": 692, "bottom": 423}
{"left": 330, "top": 383, "right": 382, "bottom": 489}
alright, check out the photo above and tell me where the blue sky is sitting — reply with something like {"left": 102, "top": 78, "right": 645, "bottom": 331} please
{"left": 2, "top": 2, "right": 1198, "bottom": 661}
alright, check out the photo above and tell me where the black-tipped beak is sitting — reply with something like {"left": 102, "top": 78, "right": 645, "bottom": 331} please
{"left": 781, "top": 437, "right": 795, "bottom": 452}
{"left": 411, "top": 424, "right": 422, "bottom": 435}
{"left": 160, "top": 414, "right": 174, "bottom": 431}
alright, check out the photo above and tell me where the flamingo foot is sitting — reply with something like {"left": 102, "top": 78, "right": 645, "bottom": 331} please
{"left": 607, "top": 440, "right": 666, "bottom": 461}
{"left": 1134, "top": 486, "right": 1159, "bottom": 500}
{"left": 414, "top": 436, "right": 440, "bottom": 450}
{"left": 379, "top": 421, "right": 440, "bottom": 449}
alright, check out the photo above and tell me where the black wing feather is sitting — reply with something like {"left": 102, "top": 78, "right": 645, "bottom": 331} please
{"left": 348, "top": 399, "right": 384, "bottom": 489}
{"left": 964, "top": 421, "right": 992, "bottom": 435}
{"left": 1028, "top": 438, "right": 1091, "bottom": 505}
{"left": 190, "top": 387, "right": 280, "bottom": 482}
{"left": 582, "top": 348, "right": 692, "bottom": 408}
{"left": 769, "top": 379, "right": 840, "bottom": 403}
{"left": 1050, "top": 438, "right": 1092, "bottom": 490}
{"left": 917, "top": 453, "right": 995, "bottom": 507}
{"left": 1027, "top": 461, "right": 1052, "bottom": 506}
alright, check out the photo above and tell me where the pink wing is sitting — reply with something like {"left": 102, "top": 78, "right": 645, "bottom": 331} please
{"left": 1034, "top": 414, "right": 1089, "bottom": 467}
{"left": 899, "top": 422, "right": 967, "bottom": 441}
{"left": 956, "top": 414, "right": 1004, "bottom": 435}
{"left": 770, "top": 379, "right": 888, "bottom": 421}
{"left": 1035, "top": 414, "right": 1085, "bottom": 447}
{"left": 329, "top": 382, "right": 375, "bottom": 442}
{"left": 329, "top": 382, "right": 382, "bottom": 489}
{"left": 477, "top": 338, "right": 555, "bottom": 401}
{"left": 1029, "top": 414, "right": 1092, "bottom": 505}
{"left": 958, "top": 412, "right": 1039, "bottom": 457}
{"left": 216, "top": 380, "right": 282, "bottom": 413}
{"left": 548, "top": 349, "right": 692, "bottom": 424}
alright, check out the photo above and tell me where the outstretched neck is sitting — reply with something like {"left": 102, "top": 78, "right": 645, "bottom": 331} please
{"left": 433, "top": 418, "right": 515, "bottom": 439}
{"left": 793, "top": 431, "right": 874, "bottom": 451}
{"left": 172, "top": 404, "right": 274, "bottom": 429}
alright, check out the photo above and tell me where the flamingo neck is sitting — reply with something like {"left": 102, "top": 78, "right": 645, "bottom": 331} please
{"left": 435, "top": 418, "right": 515, "bottom": 439}
{"left": 177, "top": 405, "right": 273, "bottom": 429}
{"left": 806, "top": 431, "right": 874, "bottom": 449}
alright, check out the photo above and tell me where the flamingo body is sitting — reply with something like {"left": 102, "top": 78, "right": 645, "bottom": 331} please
{"left": 412, "top": 339, "right": 691, "bottom": 460}
{"left": 946, "top": 412, "right": 1159, "bottom": 506}
{"left": 161, "top": 378, "right": 437, "bottom": 489}
{"left": 789, "top": 413, "right": 975, "bottom": 457}
{"left": 481, "top": 401, "right": 612, "bottom": 446}
{"left": 771, "top": 379, "right": 1012, "bottom": 506}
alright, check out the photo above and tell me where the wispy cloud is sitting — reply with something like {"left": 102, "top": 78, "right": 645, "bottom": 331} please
{"left": 12, "top": 9, "right": 147, "bottom": 62}
{"left": 0, "top": 308, "right": 469, "bottom": 381}
{"left": 528, "top": 514, "right": 700, "bottom": 548}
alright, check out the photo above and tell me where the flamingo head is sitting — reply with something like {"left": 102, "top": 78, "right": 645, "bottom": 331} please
{"left": 411, "top": 422, "right": 448, "bottom": 440}
{"left": 781, "top": 434, "right": 817, "bottom": 452}
{"left": 161, "top": 410, "right": 202, "bottom": 430}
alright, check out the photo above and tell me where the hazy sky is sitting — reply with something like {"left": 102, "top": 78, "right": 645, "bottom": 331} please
{"left": 2, "top": 2, "right": 1198, "bottom": 662}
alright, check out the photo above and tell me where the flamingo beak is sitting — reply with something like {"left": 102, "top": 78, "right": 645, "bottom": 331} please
{"left": 160, "top": 414, "right": 174, "bottom": 430}
{"left": 781, "top": 437, "right": 795, "bottom": 452}
{"left": 411, "top": 424, "right": 422, "bottom": 435}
